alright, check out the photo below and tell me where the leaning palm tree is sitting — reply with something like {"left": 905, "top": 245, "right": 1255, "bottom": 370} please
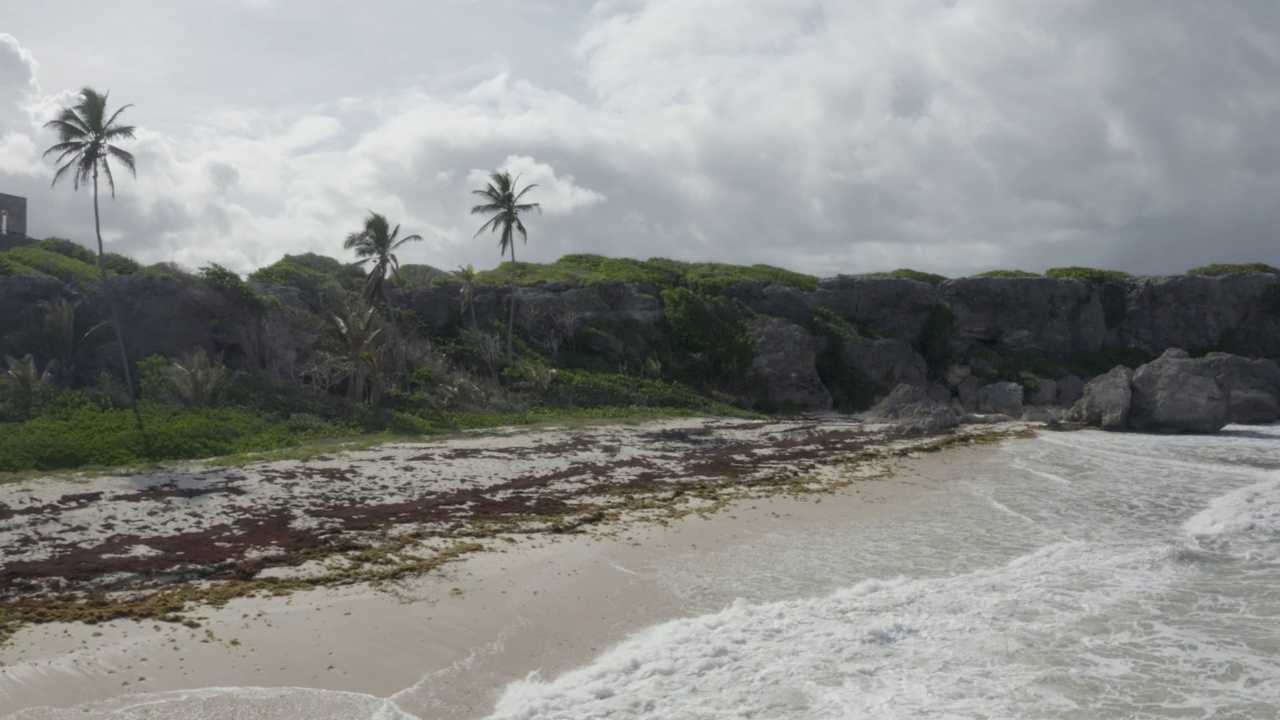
{"left": 343, "top": 211, "right": 422, "bottom": 305}
{"left": 453, "top": 264, "right": 479, "bottom": 328}
{"left": 42, "top": 88, "right": 142, "bottom": 430}
{"left": 470, "top": 171, "right": 540, "bottom": 357}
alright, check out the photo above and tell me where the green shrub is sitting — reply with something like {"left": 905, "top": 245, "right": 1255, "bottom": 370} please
{"left": 660, "top": 288, "right": 754, "bottom": 385}
{"left": 807, "top": 310, "right": 883, "bottom": 411}
{"left": 103, "top": 253, "right": 141, "bottom": 275}
{"left": 470, "top": 256, "right": 819, "bottom": 294}
{"left": 249, "top": 253, "right": 363, "bottom": 298}
{"left": 1045, "top": 267, "right": 1133, "bottom": 283}
{"left": 199, "top": 263, "right": 265, "bottom": 312}
{"left": 36, "top": 237, "right": 97, "bottom": 265}
{"left": 973, "top": 269, "right": 1041, "bottom": 278}
{"left": 5, "top": 246, "right": 102, "bottom": 286}
{"left": 864, "top": 268, "right": 948, "bottom": 285}
{"left": 136, "top": 262, "right": 195, "bottom": 281}
{"left": 1188, "top": 263, "right": 1279, "bottom": 276}
{"left": 548, "top": 370, "right": 712, "bottom": 409}
{"left": 684, "top": 263, "right": 819, "bottom": 294}
{"left": 0, "top": 252, "right": 39, "bottom": 277}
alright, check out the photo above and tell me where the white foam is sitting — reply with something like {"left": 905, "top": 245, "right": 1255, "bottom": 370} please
{"left": 1183, "top": 475, "right": 1280, "bottom": 537}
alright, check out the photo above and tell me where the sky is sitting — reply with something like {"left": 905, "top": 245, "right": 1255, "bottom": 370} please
{"left": 0, "top": 0, "right": 1278, "bottom": 278}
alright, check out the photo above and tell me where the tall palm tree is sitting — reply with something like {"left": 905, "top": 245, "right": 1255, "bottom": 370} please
{"left": 344, "top": 211, "right": 421, "bottom": 375}
{"left": 343, "top": 211, "right": 422, "bottom": 305}
{"left": 470, "top": 171, "right": 540, "bottom": 357}
{"left": 453, "top": 264, "right": 478, "bottom": 328}
{"left": 42, "top": 88, "right": 141, "bottom": 427}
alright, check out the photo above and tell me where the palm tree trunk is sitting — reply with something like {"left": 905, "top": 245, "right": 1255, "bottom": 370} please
{"left": 506, "top": 245, "right": 517, "bottom": 358}
{"left": 93, "top": 170, "right": 145, "bottom": 438}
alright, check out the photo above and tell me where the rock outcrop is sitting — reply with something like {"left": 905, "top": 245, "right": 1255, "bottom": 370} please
{"left": 841, "top": 337, "right": 928, "bottom": 393}
{"left": 864, "top": 383, "right": 958, "bottom": 433}
{"left": 1196, "top": 353, "right": 1280, "bottom": 424}
{"left": 1128, "top": 349, "right": 1229, "bottom": 433}
{"left": 748, "top": 317, "right": 832, "bottom": 410}
{"left": 1068, "top": 366, "right": 1134, "bottom": 430}
{"left": 976, "top": 381, "right": 1025, "bottom": 416}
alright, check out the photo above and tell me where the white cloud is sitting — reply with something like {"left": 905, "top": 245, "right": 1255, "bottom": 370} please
{"left": 0, "top": 3, "right": 1278, "bottom": 278}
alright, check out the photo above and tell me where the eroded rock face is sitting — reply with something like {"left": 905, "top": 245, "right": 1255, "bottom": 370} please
{"left": 748, "top": 317, "right": 832, "bottom": 410}
{"left": 842, "top": 337, "right": 928, "bottom": 393}
{"left": 939, "top": 277, "right": 1107, "bottom": 358}
{"left": 865, "top": 383, "right": 959, "bottom": 433}
{"left": 1196, "top": 353, "right": 1280, "bottom": 424}
{"left": 1026, "top": 378, "right": 1057, "bottom": 407}
{"left": 1116, "top": 275, "right": 1280, "bottom": 359}
{"left": 813, "top": 276, "right": 940, "bottom": 343}
{"left": 1128, "top": 349, "right": 1228, "bottom": 434}
{"left": 1068, "top": 366, "right": 1134, "bottom": 431}
{"left": 724, "top": 281, "right": 817, "bottom": 326}
{"left": 976, "top": 381, "right": 1025, "bottom": 416}
{"left": 1056, "top": 375, "right": 1086, "bottom": 407}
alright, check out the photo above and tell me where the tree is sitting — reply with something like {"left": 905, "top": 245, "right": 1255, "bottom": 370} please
{"left": 343, "top": 211, "right": 422, "bottom": 305}
{"left": 327, "top": 298, "right": 384, "bottom": 403}
{"left": 470, "top": 171, "right": 540, "bottom": 357}
{"left": 453, "top": 264, "right": 479, "bottom": 328}
{"left": 42, "top": 87, "right": 143, "bottom": 431}
{"left": 343, "top": 211, "right": 422, "bottom": 375}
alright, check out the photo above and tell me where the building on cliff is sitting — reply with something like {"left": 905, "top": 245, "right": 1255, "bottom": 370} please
{"left": 0, "top": 193, "right": 34, "bottom": 251}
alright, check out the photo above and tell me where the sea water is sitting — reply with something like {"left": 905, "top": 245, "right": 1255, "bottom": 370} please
{"left": 487, "top": 426, "right": 1280, "bottom": 719}
{"left": 6, "top": 426, "right": 1278, "bottom": 719}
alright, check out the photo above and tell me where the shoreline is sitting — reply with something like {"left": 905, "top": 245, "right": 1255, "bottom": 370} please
{"left": 0, "top": 416, "right": 1028, "bottom": 718}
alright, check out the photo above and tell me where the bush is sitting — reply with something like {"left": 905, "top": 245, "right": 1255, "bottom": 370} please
{"left": 973, "top": 269, "right": 1040, "bottom": 278}
{"left": 548, "top": 370, "right": 713, "bottom": 409}
{"left": 0, "top": 252, "right": 38, "bottom": 277}
{"left": 249, "top": 253, "right": 359, "bottom": 300}
{"left": 1188, "top": 263, "right": 1279, "bottom": 276}
{"left": 103, "top": 253, "right": 141, "bottom": 275}
{"left": 660, "top": 288, "right": 754, "bottom": 385}
{"left": 864, "top": 268, "right": 948, "bottom": 285}
{"left": 1045, "top": 267, "right": 1132, "bottom": 283}
{"left": 470, "top": 255, "right": 819, "bottom": 294}
{"left": 5, "top": 246, "right": 102, "bottom": 286}
{"left": 36, "top": 237, "right": 97, "bottom": 265}
{"left": 199, "top": 263, "right": 266, "bottom": 312}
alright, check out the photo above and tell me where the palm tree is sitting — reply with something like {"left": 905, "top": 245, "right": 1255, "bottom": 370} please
{"left": 42, "top": 88, "right": 142, "bottom": 428}
{"left": 453, "top": 264, "right": 479, "bottom": 328}
{"left": 470, "top": 171, "right": 540, "bottom": 357}
{"left": 343, "top": 211, "right": 422, "bottom": 305}
{"left": 328, "top": 299, "right": 384, "bottom": 403}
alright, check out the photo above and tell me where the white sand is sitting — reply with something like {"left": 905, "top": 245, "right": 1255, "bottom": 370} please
{"left": 0, "top": 419, "right": 1015, "bottom": 719}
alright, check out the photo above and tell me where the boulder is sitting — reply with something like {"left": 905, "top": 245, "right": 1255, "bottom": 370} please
{"left": 1022, "top": 406, "right": 1064, "bottom": 424}
{"left": 1026, "top": 378, "right": 1057, "bottom": 407}
{"left": 957, "top": 375, "right": 982, "bottom": 412}
{"left": 1056, "top": 374, "right": 1086, "bottom": 407}
{"left": 1068, "top": 366, "right": 1134, "bottom": 431}
{"left": 927, "top": 381, "right": 953, "bottom": 405}
{"left": 1128, "top": 349, "right": 1228, "bottom": 433}
{"left": 944, "top": 364, "right": 971, "bottom": 388}
{"left": 748, "top": 317, "right": 832, "bottom": 410}
{"left": 1195, "top": 353, "right": 1280, "bottom": 424}
{"left": 865, "top": 383, "right": 959, "bottom": 433}
{"left": 976, "top": 381, "right": 1025, "bottom": 416}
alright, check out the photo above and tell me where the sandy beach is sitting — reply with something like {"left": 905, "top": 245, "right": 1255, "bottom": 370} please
{"left": 0, "top": 417, "right": 1026, "bottom": 719}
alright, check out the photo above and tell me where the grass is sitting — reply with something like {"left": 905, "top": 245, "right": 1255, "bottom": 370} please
{"left": 461, "top": 255, "right": 819, "bottom": 293}
{"left": 972, "top": 269, "right": 1041, "bottom": 278}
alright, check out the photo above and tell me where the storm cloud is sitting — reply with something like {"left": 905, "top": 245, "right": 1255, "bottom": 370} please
{"left": 0, "top": 0, "right": 1277, "bottom": 276}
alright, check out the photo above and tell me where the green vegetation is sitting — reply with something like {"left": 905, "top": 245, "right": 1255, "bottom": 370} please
{"left": 659, "top": 288, "right": 755, "bottom": 386}
{"left": 807, "top": 309, "right": 883, "bottom": 411}
{"left": 1188, "top": 263, "right": 1279, "bottom": 276}
{"left": 3, "top": 246, "right": 103, "bottom": 286}
{"left": 864, "top": 268, "right": 948, "bottom": 285}
{"left": 1045, "top": 267, "right": 1133, "bottom": 283}
{"left": 471, "top": 171, "right": 542, "bottom": 358}
{"left": 973, "top": 269, "right": 1041, "bottom": 278}
{"left": 469, "top": 255, "right": 818, "bottom": 294}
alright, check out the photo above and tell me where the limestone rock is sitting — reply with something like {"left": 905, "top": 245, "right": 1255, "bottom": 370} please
{"left": 1026, "top": 378, "right": 1057, "bottom": 407}
{"left": 944, "top": 364, "right": 971, "bottom": 388}
{"left": 865, "top": 384, "right": 958, "bottom": 433}
{"left": 957, "top": 375, "right": 982, "bottom": 412}
{"left": 842, "top": 337, "right": 928, "bottom": 393}
{"left": 1068, "top": 366, "right": 1134, "bottom": 431}
{"left": 976, "top": 381, "right": 1025, "bottom": 416}
{"left": 1195, "top": 353, "right": 1280, "bottom": 424}
{"left": 1022, "top": 406, "right": 1064, "bottom": 424}
{"left": 1128, "top": 349, "right": 1228, "bottom": 433}
{"left": 939, "top": 277, "right": 1107, "bottom": 358}
{"left": 748, "top": 317, "right": 832, "bottom": 410}
{"left": 1056, "top": 374, "right": 1086, "bottom": 407}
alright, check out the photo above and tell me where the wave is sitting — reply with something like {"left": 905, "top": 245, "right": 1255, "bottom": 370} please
{"left": 1183, "top": 475, "right": 1280, "bottom": 538}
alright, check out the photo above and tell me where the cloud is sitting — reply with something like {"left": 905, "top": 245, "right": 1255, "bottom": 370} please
{"left": 0, "top": 3, "right": 1277, "bottom": 279}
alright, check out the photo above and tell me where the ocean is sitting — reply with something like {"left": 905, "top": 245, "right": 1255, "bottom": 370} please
{"left": 487, "top": 426, "right": 1280, "bottom": 719}
{"left": 7, "top": 426, "right": 1278, "bottom": 719}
